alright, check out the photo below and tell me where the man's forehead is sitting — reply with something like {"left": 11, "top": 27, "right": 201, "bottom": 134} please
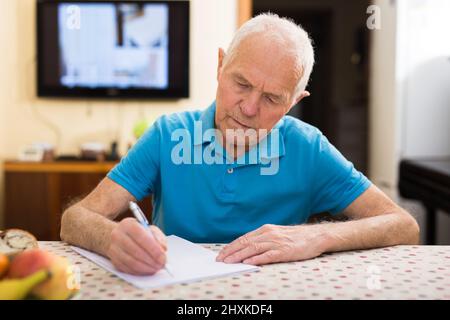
{"left": 227, "top": 39, "right": 300, "bottom": 98}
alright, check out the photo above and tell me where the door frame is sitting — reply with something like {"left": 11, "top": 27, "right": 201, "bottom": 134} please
{"left": 238, "top": 0, "right": 252, "bottom": 27}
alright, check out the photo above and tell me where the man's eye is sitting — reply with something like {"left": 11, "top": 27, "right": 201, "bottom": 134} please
{"left": 237, "top": 82, "right": 249, "bottom": 89}
{"left": 264, "top": 95, "right": 275, "bottom": 104}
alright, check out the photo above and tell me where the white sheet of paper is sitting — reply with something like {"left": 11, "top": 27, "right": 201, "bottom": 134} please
{"left": 71, "top": 235, "right": 259, "bottom": 289}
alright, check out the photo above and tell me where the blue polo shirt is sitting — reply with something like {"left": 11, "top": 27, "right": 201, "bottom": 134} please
{"left": 107, "top": 101, "right": 371, "bottom": 243}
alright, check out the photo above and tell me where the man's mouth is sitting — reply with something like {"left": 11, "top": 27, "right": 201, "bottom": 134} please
{"left": 230, "top": 116, "right": 252, "bottom": 129}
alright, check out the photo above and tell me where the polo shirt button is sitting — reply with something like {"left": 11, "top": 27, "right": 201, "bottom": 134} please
{"left": 227, "top": 168, "right": 234, "bottom": 174}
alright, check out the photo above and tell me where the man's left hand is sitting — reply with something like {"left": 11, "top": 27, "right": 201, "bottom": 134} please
{"left": 216, "top": 224, "right": 329, "bottom": 265}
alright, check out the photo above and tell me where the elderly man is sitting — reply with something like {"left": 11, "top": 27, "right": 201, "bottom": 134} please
{"left": 61, "top": 13, "right": 419, "bottom": 275}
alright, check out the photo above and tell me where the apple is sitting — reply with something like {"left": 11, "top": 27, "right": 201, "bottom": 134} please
{"left": 7, "top": 248, "right": 78, "bottom": 300}
{"left": 0, "top": 253, "right": 9, "bottom": 279}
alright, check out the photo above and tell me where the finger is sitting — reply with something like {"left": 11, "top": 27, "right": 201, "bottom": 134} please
{"left": 243, "top": 250, "right": 282, "bottom": 266}
{"left": 111, "top": 245, "right": 160, "bottom": 275}
{"left": 126, "top": 220, "right": 166, "bottom": 265}
{"left": 118, "top": 228, "right": 162, "bottom": 269}
{"left": 118, "top": 245, "right": 161, "bottom": 275}
{"left": 150, "top": 225, "right": 167, "bottom": 251}
{"left": 222, "top": 241, "right": 272, "bottom": 264}
{"left": 216, "top": 228, "right": 264, "bottom": 261}
{"left": 111, "top": 254, "right": 133, "bottom": 274}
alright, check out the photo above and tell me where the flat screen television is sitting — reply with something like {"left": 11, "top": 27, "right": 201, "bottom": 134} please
{"left": 37, "top": 0, "right": 189, "bottom": 99}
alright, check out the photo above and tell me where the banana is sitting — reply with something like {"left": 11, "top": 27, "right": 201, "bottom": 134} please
{"left": 0, "top": 269, "right": 50, "bottom": 300}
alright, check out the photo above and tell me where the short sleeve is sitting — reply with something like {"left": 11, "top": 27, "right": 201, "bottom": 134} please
{"left": 309, "top": 133, "right": 371, "bottom": 215}
{"left": 107, "top": 120, "right": 161, "bottom": 201}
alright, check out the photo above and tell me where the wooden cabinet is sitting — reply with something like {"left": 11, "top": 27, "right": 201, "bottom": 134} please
{"left": 3, "top": 161, "right": 152, "bottom": 241}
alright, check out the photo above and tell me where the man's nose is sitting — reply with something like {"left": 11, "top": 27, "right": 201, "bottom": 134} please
{"left": 240, "top": 92, "right": 259, "bottom": 117}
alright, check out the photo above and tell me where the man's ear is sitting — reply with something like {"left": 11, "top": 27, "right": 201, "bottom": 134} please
{"left": 217, "top": 48, "right": 226, "bottom": 81}
{"left": 287, "top": 91, "right": 311, "bottom": 113}
{"left": 294, "top": 91, "right": 311, "bottom": 105}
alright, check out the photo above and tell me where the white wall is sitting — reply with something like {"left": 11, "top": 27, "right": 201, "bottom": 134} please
{"left": 396, "top": 0, "right": 450, "bottom": 158}
{"left": 0, "top": 0, "right": 17, "bottom": 228}
{"left": 0, "top": 0, "right": 238, "bottom": 228}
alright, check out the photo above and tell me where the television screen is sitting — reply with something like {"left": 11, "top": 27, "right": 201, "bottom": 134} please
{"left": 37, "top": 0, "right": 189, "bottom": 98}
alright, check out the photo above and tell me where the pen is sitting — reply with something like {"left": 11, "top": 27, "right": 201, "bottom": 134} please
{"left": 128, "top": 201, "right": 173, "bottom": 277}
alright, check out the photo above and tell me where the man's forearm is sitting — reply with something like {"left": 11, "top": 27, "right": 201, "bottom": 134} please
{"left": 60, "top": 205, "right": 117, "bottom": 257}
{"left": 317, "top": 212, "right": 420, "bottom": 254}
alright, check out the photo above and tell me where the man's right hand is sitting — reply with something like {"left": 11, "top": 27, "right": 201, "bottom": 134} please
{"left": 107, "top": 217, "right": 168, "bottom": 275}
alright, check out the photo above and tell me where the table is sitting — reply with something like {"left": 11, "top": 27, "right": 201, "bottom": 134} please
{"left": 399, "top": 158, "right": 450, "bottom": 244}
{"left": 39, "top": 242, "right": 450, "bottom": 300}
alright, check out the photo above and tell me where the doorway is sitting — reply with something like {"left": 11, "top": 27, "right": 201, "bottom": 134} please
{"left": 252, "top": 0, "right": 370, "bottom": 174}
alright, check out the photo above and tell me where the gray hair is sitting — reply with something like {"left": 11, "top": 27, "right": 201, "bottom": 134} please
{"left": 222, "top": 12, "right": 315, "bottom": 99}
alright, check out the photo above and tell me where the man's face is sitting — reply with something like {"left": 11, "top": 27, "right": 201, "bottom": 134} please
{"left": 215, "top": 36, "right": 305, "bottom": 149}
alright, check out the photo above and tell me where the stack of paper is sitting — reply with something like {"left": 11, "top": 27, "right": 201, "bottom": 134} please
{"left": 71, "top": 235, "right": 259, "bottom": 289}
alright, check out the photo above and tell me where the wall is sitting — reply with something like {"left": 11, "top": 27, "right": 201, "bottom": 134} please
{"left": 0, "top": 0, "right": 238, "bottom": 228}
{"left": 0, "top": 0, "right": 17, "bottom": 228}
